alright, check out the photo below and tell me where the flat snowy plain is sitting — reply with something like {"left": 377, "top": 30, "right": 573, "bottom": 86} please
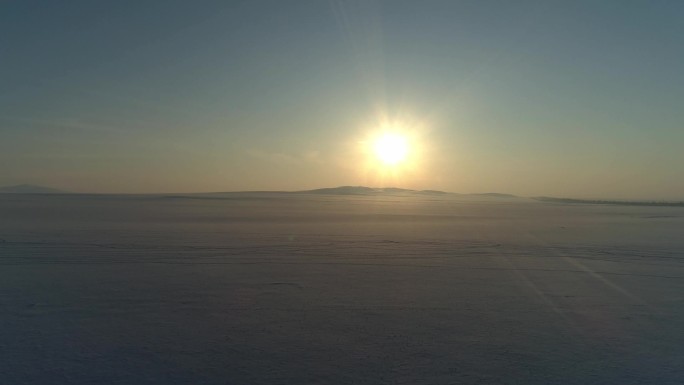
{"left": 1, "top": 192, "right": 683, "bottom": 384}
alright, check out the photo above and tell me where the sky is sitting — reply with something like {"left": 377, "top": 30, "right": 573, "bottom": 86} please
{"left": 1, "top": 0, "right": 683, "bottom": 199}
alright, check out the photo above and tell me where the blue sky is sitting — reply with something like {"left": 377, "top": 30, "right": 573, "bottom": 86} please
{"left": 1, "top": 1, "right": 683, "bottom": 198}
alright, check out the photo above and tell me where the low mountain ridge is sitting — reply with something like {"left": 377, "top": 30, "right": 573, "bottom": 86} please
{"left": 300, "top": 186, "right": 451, "bottom": 195}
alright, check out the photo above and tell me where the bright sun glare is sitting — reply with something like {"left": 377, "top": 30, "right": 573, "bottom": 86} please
{"left": 374, "top": 133, "right": 409, "bottom": 165}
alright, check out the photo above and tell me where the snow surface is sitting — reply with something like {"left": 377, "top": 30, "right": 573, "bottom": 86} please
{"left": 1, "top": 193, "right": 683, "bottom": 384}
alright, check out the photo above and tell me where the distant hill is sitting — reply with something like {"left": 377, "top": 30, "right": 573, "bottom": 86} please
{"left": 296, "top": 186, "right": 525, "bottom": 197}
{"left": 0, "top": 184, "right": 69, "bottom": 194}
{"left": 535, "top": 196, "right": 684, "bottom": 207}
{"left": 469, "top": 193, "right": 517, "bottom": 198}
{"left": 416, "top": 189, "right": 450, "bottom": 195}
{"left": 299, "top": 186, "right": 454, "bottom": 196}
{"left": 303, "top": 186, "right": 377, "bottom": 195}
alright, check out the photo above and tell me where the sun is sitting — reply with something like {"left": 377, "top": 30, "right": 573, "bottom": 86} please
{"left": 356, "top": 118, "right": 428, "bottom": 185}
{"left": 373, "top": 133, "right": 409, "bottom": 165}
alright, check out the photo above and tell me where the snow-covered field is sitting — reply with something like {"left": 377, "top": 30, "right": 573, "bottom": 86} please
{"left": 1, "top": 193, "right": 683, "bottom": 384}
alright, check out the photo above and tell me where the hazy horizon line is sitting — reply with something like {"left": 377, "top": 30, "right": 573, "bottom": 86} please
{"left": 1, "top": 184, "right": 683, "bottom": 204}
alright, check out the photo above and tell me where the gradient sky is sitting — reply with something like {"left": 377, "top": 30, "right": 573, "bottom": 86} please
{"left": 2, "top": 1, "right": 683, "bottom": 199}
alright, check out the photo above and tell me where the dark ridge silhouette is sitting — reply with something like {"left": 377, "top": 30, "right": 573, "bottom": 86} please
{"left": 0, "top": 184, "right": 522, "bottom": 198}
{"left": 535, "top": 196, "right": 684, "bottom": 207}
{"left": 419, "top": 189, "right": 450, "bottom": 195}
{"left": 302, "top": 186, "right": 377, "bottom": 195}
{"left": 299, "top": 186, "right": 450, "bottom": 195}
{"left": 295, "top": 186, "right": 522, "bottom": 197}
{"left": 0, "top": 184, "right": 69, "bottom": 194}
{"left": 470, "top": 193, "right": 517, "bottom": 198}
{"left": 380, "top": 187, "right": 413, "bottom": 194}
